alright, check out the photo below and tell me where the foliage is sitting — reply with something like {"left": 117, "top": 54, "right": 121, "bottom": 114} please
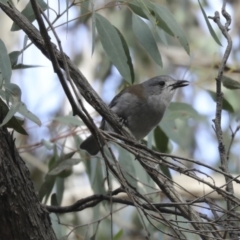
{"left": 0, "top": 0, "right": 240, "bottom": 239}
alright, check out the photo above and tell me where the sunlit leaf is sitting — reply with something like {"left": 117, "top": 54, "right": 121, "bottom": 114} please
{"left": 11, "top": 0, "right": 49, "bottom": 31}
{"left": 222, "top": 75, "right": 240, "bottom": 90}
{"left": 18, "top": 102, "right": 42, "bottom": 126}
{"left": 207, "top": 90, "right": 234, "bottom": 113}
{"left": 132, "top": 14, "right": 162, "bottom": 66}
{"left": 0, "top": 39, "right": 12, "bottom": 83}
{"left": 198, "top": 0, "right": 222, "bottom": 46}
{"left": 95, "top": 13, "right": 132, "bottom": 83}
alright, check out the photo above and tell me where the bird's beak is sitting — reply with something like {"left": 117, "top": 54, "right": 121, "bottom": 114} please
{"left": 170, "top": 80, "right": 189, "bottom": 90}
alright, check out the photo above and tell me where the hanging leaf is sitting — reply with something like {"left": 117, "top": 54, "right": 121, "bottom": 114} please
{"left": 11, "top": 0, "right": 49, "bottom": 31}
{"left": 0, "top": 39, "right": 12, "bottom": 83}
{"left": 95, "top": 13, "right": 132, "bottom": 84}
{"left": 167, "top": 102, "right": 201, "bottom": 120}
{"left": 0, "top": 102, "right": 21, "bottom": 127}
{"left": 198, "top": 0, "right": 222, "bottom": 46}
{"left": 8, "top": 51, "right": 21, "bottom": 67}
{"left": 18, "top": 102, "right": 42, "bottom": 126}
{"left": 154, "top": 126, "right": 168, "bottom": 153}
{"left": 12, "top": 64, "right": 43, "bottom": 70}
{"left": 48, "top": 158, "right": 81, "bottom": 175}
{"left": 207, "top": 90, "right": 234, "bottom": 113}
{"left": 118, "top": 146, "right": 137, "bottom": 189}
{"left": 54, "top": 115, "right": 83, "bottom": 126}
{"left": 5, "top": 83, "right": 22, "bottom": 102}
{"left": 0, "top": 98, "right": 27, "bottom": 135}
{"left": 132, "top": 14, "right": 162, "bottom": 66}
{"left": 222, "top": 75, "right": 240, "bottom": 90}
{"left": 151, "top": 3, "right": 190, "bottom": 54}
{"left": 114, "top": 27, "right": 135, "bottom": 83}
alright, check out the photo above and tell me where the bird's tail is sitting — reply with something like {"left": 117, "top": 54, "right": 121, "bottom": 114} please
{"left": 80, "top": 135, "right": 101, "bottom": 155}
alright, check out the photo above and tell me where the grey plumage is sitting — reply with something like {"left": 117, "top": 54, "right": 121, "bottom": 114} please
{"left": 80, "top": 75, "right": 189, "bottom": 155}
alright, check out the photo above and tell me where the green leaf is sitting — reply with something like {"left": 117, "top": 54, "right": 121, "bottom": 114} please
{"left": 11, "top": 0, "right": 49, "bottom": 31}
{"left": 84, "top": 157, "right": 106, "bottom": 194}
{"left": 154, "top": 126, "right": 168, "bottom": 153}
{"left": 18, "top": 102, "right": 42, "bottom": 126}
{"left": 0, "top": 102, "right": 21, "bottom": 127}
{"left": 39, "top": 175, "right": 56, "bottom": 202}
{"left": 154, "top": 126, "right": 171, "bottom": 179}
{"left": 207, "top": 90, "right": 234, "bottom": 113}
{"left": 151, "top": 3, "right": 190, "bottom": 54}
{"left": 222, "top": 75, "right": 240, "bottom": 90}
{"left": 5, "top": 83, "right": 22, "bottom": 102}
{"left": 132, "top": 14, "right": 162, "bottom": 66}
{"left": 167, "top": 102, "right": 201, "bottom": 120}
{"left": 159, "top": 119, "right": 182, "bottom": 146}
{"left": 51, "top": 193, "right": 59, "bottom": 206}
{"left": 12, "top": 64, "right": 43, "bottom": 70}
{"left": 9, "top": 51, "right": 21, "bottom": 67}
{"left": 113, "top": 229, "right": 123, "bottom": 240}
{"left": 114, "top": 27, "right": 135, "bottom": 83}
{"left": 0, "top": 39, "right": 12, "bottom": 83}
{"left": 48, "top": 158, "right": 81, "bottom": 175}
{"left": 0, "top": 98, "right": 27, "bottom": 135}
{"left": 54, "top": 115, "right": 83, "bottom": 126}
{"left": 118, "top": 146, "right": 137, "bottom": 189}
{"left": 95, "top": 13, "right": 132, "bottom": 84}
{"left": 128, "top": 1, "right": 148, "bottom": 19}
{"left": 198, "top": 0, "right": 222, "bottom": 46}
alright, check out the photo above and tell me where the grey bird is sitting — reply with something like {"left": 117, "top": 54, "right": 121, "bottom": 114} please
{"left": 80, "top": 75, "right": 189, "bottom": 155}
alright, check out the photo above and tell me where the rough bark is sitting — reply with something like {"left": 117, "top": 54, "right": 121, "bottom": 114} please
{"left": 0, "top": 126, "right": 57, "bottom": 240}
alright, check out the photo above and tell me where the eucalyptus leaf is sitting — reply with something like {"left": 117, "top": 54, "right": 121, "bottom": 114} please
{"left": 0, "top": 39, "right": 12, "bottom": 83}
{"left": 132, "top": 14, "right": 162, "bottom": 66}
{"left": 9, "top": 51, "right": 21, "bottom": 67}
{"left": 118, "top": 146, "right": 137, "bottom": 189}
{"left": 151, "top": 3, "right": 190, "bottom": 54}
{"left": 222, "top": 75, "right": 240, "bottom": 90}
{"left": 207, "top": 90, "right": 234, "bottom": 113}
{"left": 0, "top": 98, "right": 27, "bottom": 135}
{"left": 54, "top": 115, "right": 83, "bottom": 126}
{"left": 154, "top": 126, "right": 168, "bottom": 153}
{"left": 5, "top": 83, "right": 22, "bottom": 102}
{"left": 167, "top": 102, "right": 201, "bottom": 120}
{"left": 198, "top": 0, "right": 222, "bottom": 46}
{"left": 13, "top": 64, "right": 43, "bottom": 70}
{"left": 11, "top": 0, "right": 49, "bottom": 31}
{"left": 0, "top": 102, "right": 21, "bottom": 127}
{"left": 48, "top": 158, "right": 81, "bottom": 175}
{"left": 18, "top": 102, "right": 42, "bottom": 126}
{"left": 95, "top": 13, "right": 132, "bottom": 83}
{"left": 114, "top": 27, "right": 135, "bottom": 83}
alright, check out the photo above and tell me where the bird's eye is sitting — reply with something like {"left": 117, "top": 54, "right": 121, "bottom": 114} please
{"left": 159, "top": 81, "right": 165, "bottom": 86}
